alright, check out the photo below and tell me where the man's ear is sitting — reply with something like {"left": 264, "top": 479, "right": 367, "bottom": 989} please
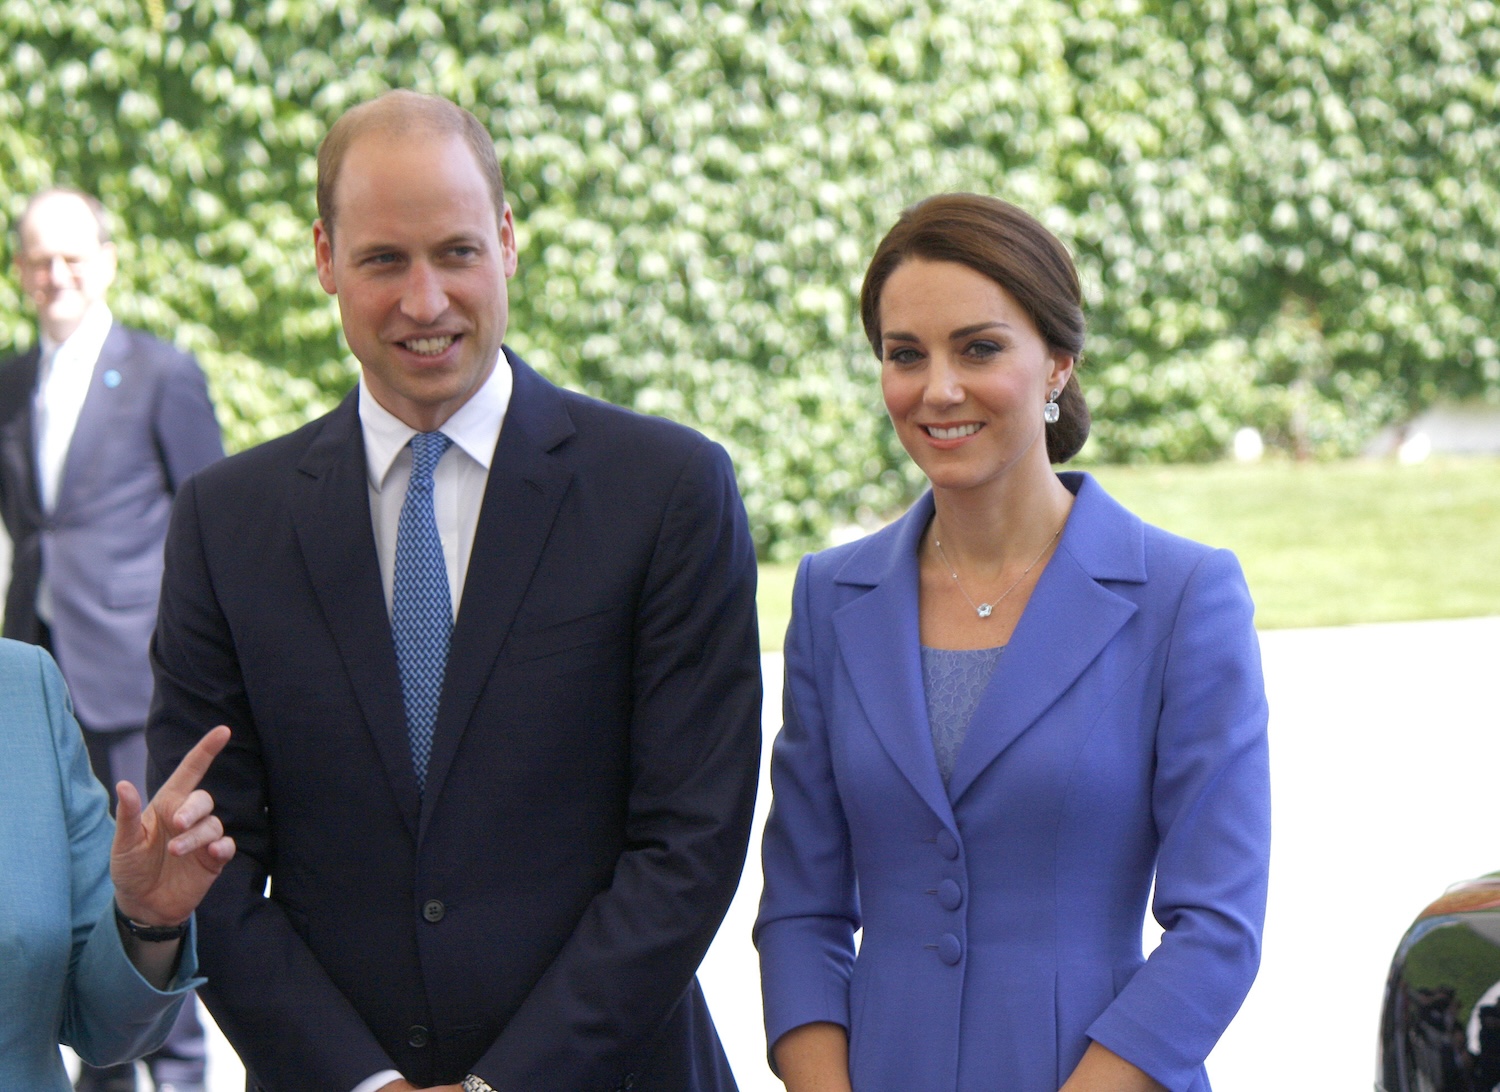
{"left": 313, "top": 220, "right": 337, "bottom": 296}
{"left": 498, "top": 203, "right": 518, "bottom": 279}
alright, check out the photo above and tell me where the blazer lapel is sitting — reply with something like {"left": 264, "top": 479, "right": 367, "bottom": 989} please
{"left": 831, "top": 494, "right": 954, "bottom": 825}
{"left": 0, "top": 348, "right": 42, "bottom": 523}
{"left": 947, "top": 473, "right": 1145, "bottom": 802}
{"left": 419, "top": 354, "right": 575, "bottom": 832}
{"left": 52, "top": 326, "right": 124, "bottom": 513}
{"left": 290, "top": 394, "right": 422, "bottom": 836}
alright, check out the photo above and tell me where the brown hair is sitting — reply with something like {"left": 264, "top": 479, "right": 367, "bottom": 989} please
{"left": 860, "top": 193, "right": 1090, "bottom": 463}
{"left": 316, "top": 90, "right": 506, "bottom": 243}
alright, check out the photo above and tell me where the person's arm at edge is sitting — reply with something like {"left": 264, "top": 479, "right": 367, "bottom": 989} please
{"left": 38, "top": 645, "right": 200, "bottom": 1066}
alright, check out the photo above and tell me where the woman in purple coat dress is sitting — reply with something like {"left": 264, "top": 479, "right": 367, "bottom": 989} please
{"left": 756, "top": 195, "right": 1271, "bottom": 1092}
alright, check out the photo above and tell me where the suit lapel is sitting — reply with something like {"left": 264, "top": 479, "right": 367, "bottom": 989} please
{"left": 947, "top": 473, "right": 1145, "bottom": 802}
{"left": 419, "top": 354, "right": 575, "bottom": 833}
{"left": 831, "top": 495, "right": 954, "bottom": 824}
{"left": 0, "top": 348, "right": 42, "bottom": 523}
{"left": 290, "top": 394, "right": 422, "bottom": 836}
{"left": 52, "top": 325, "right": 123, "bottom": 513}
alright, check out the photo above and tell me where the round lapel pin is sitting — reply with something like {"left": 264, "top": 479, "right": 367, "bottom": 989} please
{"left": 103, "top": 369, "right": 122, "bottom": 388}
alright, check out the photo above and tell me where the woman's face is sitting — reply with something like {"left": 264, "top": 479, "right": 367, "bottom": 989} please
{"left": 878, "top": 258, "right": 1072, "bottom": 498}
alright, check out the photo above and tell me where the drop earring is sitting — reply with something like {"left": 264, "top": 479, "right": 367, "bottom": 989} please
{"left": 1043, "top": 388, "right": 1061, "bottom": 424}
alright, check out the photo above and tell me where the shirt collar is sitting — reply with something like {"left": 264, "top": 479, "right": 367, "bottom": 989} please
{"left": 40, "top": 302, "right": 113, "bottom": 369}
{"left": 359, "top": 351, "right": 513, "bottom": 492}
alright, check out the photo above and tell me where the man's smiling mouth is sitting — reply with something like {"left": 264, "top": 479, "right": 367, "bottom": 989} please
{"left": 401, "top": 336, "right": 455, "bottom": 356}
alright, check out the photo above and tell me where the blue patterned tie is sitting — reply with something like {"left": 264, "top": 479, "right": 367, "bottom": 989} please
{"left": 392, "top": 431, "right": 453, "bottom": 792}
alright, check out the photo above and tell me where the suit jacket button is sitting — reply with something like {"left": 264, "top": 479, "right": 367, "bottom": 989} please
{"left": 937, "top": 933, "right": 962, "bottom": 965}
{"left": 935, "top": 830, "right": 959, "bottom": 860}
{"left": 422, "top": 899, "right": 445, "bottom": 922}
{"left": 936, "top": 879, "right": 963, "bottom": 911}
{"left": 407, "top": 1025, "right": 430, "bottom": 1048}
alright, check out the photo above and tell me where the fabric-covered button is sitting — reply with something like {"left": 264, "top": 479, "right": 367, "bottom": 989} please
{"left": 408, "top": 1025, "right": 430, "bottom": 1048}
{"left": 422, "top": 899, "right": 445, "bottom": 923}
{"left": 934, "top": 829, "right": 959, "bottom": 860}
{"left": 936, "top": 879, "right": 963, "bottom": 911}
{"left": 937, "top": 933, "right": 962, "bottom": 965}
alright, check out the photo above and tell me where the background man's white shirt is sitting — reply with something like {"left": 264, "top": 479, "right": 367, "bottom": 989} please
{"left": 32, "top": 301, "right": 114, "bottom": 622}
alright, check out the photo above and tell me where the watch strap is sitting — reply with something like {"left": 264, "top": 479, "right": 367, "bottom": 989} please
{"left": 113, "top": 900, "right": 189, "bottom": 942}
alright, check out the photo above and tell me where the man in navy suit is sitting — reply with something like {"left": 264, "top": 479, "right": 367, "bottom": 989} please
{"left": 146, "top": 91, "right": 762, "bottom": 1092}
{"left": 0, "top": 187, "right": 223, "bottom": 1092}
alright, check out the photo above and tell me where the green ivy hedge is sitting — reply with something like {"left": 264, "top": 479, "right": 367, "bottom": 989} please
{"left": 3, "top": 0, "right": 1496, "bottom": 557}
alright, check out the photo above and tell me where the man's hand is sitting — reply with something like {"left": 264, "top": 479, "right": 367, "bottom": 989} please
{"left": 376, "top": 1082, "right": 463, "bottom": 1092}
{"left": 111, "top": 724, "right": 236, "bottom": 926}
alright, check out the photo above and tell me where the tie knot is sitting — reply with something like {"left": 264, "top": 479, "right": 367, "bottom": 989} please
{"left": 409, "top": 431, "right": 452, "bottom": 480}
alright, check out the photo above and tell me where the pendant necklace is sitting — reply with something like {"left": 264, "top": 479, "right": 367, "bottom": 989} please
{"left": 933, "top": 522, "right": 1064, "bottom": 620}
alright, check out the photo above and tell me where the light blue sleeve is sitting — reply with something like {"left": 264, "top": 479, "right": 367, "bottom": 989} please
{"left": 39, "top": 646, "right": 206, "bottom": 1066}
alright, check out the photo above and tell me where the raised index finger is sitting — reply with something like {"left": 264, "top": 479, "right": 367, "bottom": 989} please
{"left": 156, "top": 724, "right": 232, "bottom": 803}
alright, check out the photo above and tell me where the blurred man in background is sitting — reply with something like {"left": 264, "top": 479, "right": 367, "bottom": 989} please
{"left": 0, "top": 187, "right": 224, "bottom": 1092}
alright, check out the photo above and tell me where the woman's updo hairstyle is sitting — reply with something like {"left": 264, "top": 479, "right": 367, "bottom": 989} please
{"left": 860, "top": 193, "right": 1090, "bottom": 463}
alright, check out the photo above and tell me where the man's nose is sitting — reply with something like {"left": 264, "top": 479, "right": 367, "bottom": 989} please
{"left": 400, "top": 263, "right": 448, "bottom": 324}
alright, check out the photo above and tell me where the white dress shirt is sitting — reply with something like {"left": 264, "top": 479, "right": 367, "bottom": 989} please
{"left": 360, "top": 355, "right": 512, "bottom": 621}
{"left": 33, "top": 302, "right": 114, "bottom": 622}
{"left": 353, "top": 354, "right": 511, "bottom": 1092}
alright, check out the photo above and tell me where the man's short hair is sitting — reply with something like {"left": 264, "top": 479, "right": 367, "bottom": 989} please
{"left": 16, "top": 188, "right": 113, "bottom": 251}
{"left": 316, "top": 90, "right": 507, "bottom": 243}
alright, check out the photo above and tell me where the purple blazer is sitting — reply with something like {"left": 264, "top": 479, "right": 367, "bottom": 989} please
{"left": 756, "top": 473, "right": 1270, "bottom": 1092}
{"left": 0, "top": 325, "right": 222, "bottom": 729}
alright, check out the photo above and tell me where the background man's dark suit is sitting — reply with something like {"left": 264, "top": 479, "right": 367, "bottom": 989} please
{"left": 148, "top": 350, "right": 762, "bottom": 1091}
{"left": 0, "top": 325, "right": 223, "bottom": 730}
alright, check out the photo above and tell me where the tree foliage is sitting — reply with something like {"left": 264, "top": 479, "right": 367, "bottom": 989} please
{"left": 2, "top": 0, "right": 1497, "bottom": 555}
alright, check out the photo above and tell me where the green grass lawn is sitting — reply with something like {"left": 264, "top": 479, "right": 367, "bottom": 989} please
{"left": 756, "top": 457, "right": 1500, "bottom": 649}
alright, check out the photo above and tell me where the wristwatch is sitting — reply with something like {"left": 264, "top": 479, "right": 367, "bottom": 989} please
{"left": 461, "top": 1076, "right": 496, "bottom": 1092}
{"left": 113, "top": 900, "right": 189, "bottom": 942}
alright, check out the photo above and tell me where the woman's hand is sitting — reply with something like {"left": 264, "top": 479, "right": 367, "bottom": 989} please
{"left": 1058, "top": 1042, "right": 1166, "bottom": 1092}
{"left": 110, "top": 725, "right": 236, "bottom": 928}
{"left": 773, "top": 1022, "right": 854, "bottom": 1092}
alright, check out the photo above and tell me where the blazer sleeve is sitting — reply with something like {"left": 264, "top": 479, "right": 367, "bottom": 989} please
{"left": 38, "top": 645, "right": 202, "bottom": 1066}
{"left": 467, "top": 439, "right": 763, "bottom": 1090}
{"left": 754, "top": 553, "right": 861, "bottom": 1057}
{"left": 1085, "top": 548, "right": 1272, "bottom": 1092}
{"left": 152, "top": 346, "right": 223, "bottom": 493}
{"left": 148, "top": 477, "right": 402, "bottom": 1090}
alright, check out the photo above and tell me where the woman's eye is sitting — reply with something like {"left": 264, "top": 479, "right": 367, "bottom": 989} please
{"left": 966, "top": 340, "right": 1002, "bottom": 359}
{"left": 886, "top": 347, "right": 923, "bottom": 366}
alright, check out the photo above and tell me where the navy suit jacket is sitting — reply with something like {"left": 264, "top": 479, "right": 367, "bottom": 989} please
{"left": 0, "top": 325, "right": 222, "bottom": 729}
{"left": 147, "top": 350, "right": 762, "bottom": 1091}
{"left": 756, "top": 473, "right": 1270, "bottom": 1092}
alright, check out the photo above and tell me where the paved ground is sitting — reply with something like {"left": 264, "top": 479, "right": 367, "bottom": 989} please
{"left": 83, "top": 615, "right": 1500, "bottom": 1091}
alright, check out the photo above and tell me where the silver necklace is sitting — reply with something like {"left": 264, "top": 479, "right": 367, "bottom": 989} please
{"left": 932, "top": 523, "right": 1064, "bottom": 620}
